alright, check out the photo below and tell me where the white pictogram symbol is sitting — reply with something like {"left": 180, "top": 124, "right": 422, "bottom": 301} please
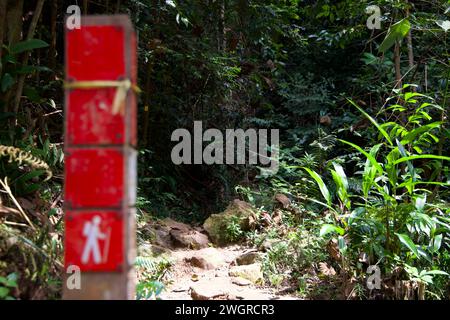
{"left": 81, "top": 216, "right": 111, "bottom": 264}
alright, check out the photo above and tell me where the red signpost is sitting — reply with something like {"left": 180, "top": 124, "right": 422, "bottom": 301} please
{"left": 63, "top": 16, "right": 137, "bottom": 299}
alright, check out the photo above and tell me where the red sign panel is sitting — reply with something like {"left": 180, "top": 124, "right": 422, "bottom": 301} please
{"left": 65, "top": 211, "right": 124, "bottom": 272}
{"left": 64, "top": 148, "right": 124, "bottom": 209}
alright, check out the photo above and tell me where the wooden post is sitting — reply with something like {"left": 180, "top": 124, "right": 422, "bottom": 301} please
{"left": 63, "top": 15, "right": 137, "bottom": 300}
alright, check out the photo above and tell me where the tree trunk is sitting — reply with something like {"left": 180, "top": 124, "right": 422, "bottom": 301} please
{"left": 142, "top": 61, "right": 153, "bottom": 147}
{"left": 49, "top": 0, "right": 57, "bottom": 71}
{"left": 218, "top": 0, "right": 226, "bottom": 51}
{"left": 394, "top": 41, "right": 402, "bottom": 89}
{"left": 0, "top": 0, "right": 7, "bottom": 79}
{"left": 6, "top": 0, "right": 23, "bottom": 46}
{"left": 4, "top": 0, "right": 24, "bottom": 114}
{"left": 12, "top": 0, "right": 46, "bottom": 126}
{"left": 83, "top": 0, "right": 88, "bottom": 14}
{"left": 406, "top": 1, "right": 414, "bottom": 92}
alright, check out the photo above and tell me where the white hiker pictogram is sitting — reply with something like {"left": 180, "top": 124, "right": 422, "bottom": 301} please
{"left": 81, "top": 216, "right": 111, "bottom": 264}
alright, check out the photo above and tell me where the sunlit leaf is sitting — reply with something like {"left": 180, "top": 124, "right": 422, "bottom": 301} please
{"left": 379, "top": 19, "right": 411, "bottom": 53}
{"left": 396, "top": 233, "right": 419, "bottom": 258}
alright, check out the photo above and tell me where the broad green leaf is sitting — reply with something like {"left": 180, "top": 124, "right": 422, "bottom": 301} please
{"left": 401, "top": 122, "right": 442, "bottom": 146}
{"left": 422, "top": 270, "right": 448, "bottom": 276}
{"left": 396, "top": 233, "right": 419, "bottom": 258}
{"left": 394, "top": 154, "right": 450, "bottom": 165}
{"left": 9, "top": 39, "right": 49, "bottom": 55}
{"left": 320, "top": 224, "right": 345, "bottom": 237}
{"left": 417, "top": 247, "right": 432, "bottom": 263}
{"left": 338, "top": 236, "right": 347, "bottom": 253}
{"left": 436, "top": 20, "right": 450, "bottom": 32}
{"left": 414, "top": 195, "right": 426, "bottom": 211}
{"left": 23, "top": 86, "right": 42, "bottom": 102}
{"left": 361, "top": 52, "right": 378, "bottom": 65}
{"left": 0, "top": 287, "right": 9, "bottom": 298}
{"left": 362, "top": 144, "right": 382, "bottom": 198}
{"left": 404, "top": 92, "right": 426, "bottom": 102}
{"left": 302, "top": 167, "right": 331, "bottom": 206}
{"left": 396, "top": 139, "right": 415, "bottom": 183}
{"left": 379, "top": 19, "right": 411, "bottom": 53}
{"left": 332, "top": 162, "right": 348, "bottom": 190}
{"left": 339, "top": 139, "right": 383, "bottom": 174}
{"left": 1, "top": 73, "right": 14, "bottom": 92}
{"left": 347, "top": 99, "right": 393, "bottom": 145}
{"left": 166, "top": 0, "right": 176, "bottom": 7}
{"left": 331, "top": 163, "right": 350, "bottom": 209}
{"left": 397, "top": 180, "right": 450, "bottom": 189}
{"left": 432, "top": 234, "right": 443, "bottom": 252}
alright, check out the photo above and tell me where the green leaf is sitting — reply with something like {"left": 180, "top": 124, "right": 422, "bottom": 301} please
{"left": 320, "top": 224, "right": 345, "bottom": 237}
{"left": 394, "top": 154, "right": 450, "bottom": 165}
{"left": 1, "top": 73, "right": 15, "bottom": 92}
{"left": 400, "top": 122, "right": 442, "bottom": 146}
{"left": 422, "top": 270, "right": 448, "bottom": 276}
{"left": 338, "top": 139, "right": 383, "bottom": 174}
{"left": 23, "top": 86, "right": 42, "bottom": 103}
{"left": 331, "top": 163, "right": 350, "bottom": 209}
{"left": 362, "top": 144, "right": 382, "bottom": 198}
{"left": 0, "top": 287, "right": 9, "bottom": 298}
{"left": 9, "top": 39, "right": 49, "bottom": 55}
{"left": 396, "top": 233, "right": 419, "bottom": 258}
{"left": 379, "top": 19, "right": 411, "bottom": 53}
{"left": 436, "top": 20, "right": 450, "bottom": 32}
{"left": 396, "top": 139, "right": 415, "bottom": 182}
{"left": 348, "top": 99, "right": 393, "bottom": 145}
{"left": 302, "top": 167, "right": 331, "bottom": 206}
{"left": 338, "top": 236, "right": 347, "bottom": 253}
{"left": 361, "top": 52, "right": 378, "bottom": 65}
{"left": 414, "top": 195, "right": 426, "bottom": 211}
{"left": 332, "top": 162, "right": 348, "bottom": 190}
{"left": 432, "top": 234, "right": 443, "bottom": 252}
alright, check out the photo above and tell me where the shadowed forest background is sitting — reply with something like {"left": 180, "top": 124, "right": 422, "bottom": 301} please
{"left": 0, "top": 0, "right": 449, "bottom": 300}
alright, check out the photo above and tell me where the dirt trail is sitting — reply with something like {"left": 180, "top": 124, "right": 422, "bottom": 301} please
{"left": 158, "top": 245, "right": 300, "bottom": 300}
{"left": 141, "top": 215, "right": 301, "bottom": 300}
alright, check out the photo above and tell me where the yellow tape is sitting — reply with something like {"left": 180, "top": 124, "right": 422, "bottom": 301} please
{"left": 64, "top": 79, "right": 141, "bottom": 115}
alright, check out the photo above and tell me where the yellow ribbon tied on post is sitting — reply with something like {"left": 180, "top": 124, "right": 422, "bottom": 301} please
{"left": 64, "top": 79, "right": 141, "bottom": 115}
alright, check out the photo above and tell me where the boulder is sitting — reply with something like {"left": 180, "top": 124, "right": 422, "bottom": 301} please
{"left": 186, "top": 248, "right": 225, "bottom": 270}
{"left": 190, "top": 278, "right": 229, "bottom": 300}
{"left": 145, "top": 218, "right": 211, "bottom": 249}
{"left": 188, "top": 256, "right": 215, "bottom": 270}
{"left": 170, "top": 229, "right": 210, "bottom": 249}
{"left": 231, "top": 277, "right": 252, "bottom": 286}
{"left": 161, "top": 218, "right": 191, "bottom": 233}
{"left": 235, "top": 250, "right": 261, "bottom": 265}
{"left": 203, "top": 199, "right": 256, "bottom": 246}
{"left": 144, "top": 224, "right": 173, "bottom": 248}
{"left": 274, "top": 194, "right": 291, "bottom": 208}
{"left": 229, "top": 263, "right": 264, "bottom": 284}
{"left": 137, "top": 242, "right": 171, "bottom": 256}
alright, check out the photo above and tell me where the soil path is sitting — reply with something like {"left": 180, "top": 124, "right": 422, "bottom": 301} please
{"left": 157, "top": 244, "right": 299, "bottom": 300}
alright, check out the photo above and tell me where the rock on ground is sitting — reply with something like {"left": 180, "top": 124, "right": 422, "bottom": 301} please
{"left": 190, "top": 278, "right": 229, "bottom": 300}
{"left": 235, "top": 250, "right": 261, "bottom": 265}
{"left": 144, "top": 218, "right": 211, "bottom": 249}
{"left": 228, "top": 263, "right": 264, "bottom": 284}
{"left": 203, "top": 199, "right": 256, "bottom": 246}
{"left": 231, "top": 277, "right": 252, "bottom": 286}
{"left": 186, "top": 247, "right": 225, "bottom": 270}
